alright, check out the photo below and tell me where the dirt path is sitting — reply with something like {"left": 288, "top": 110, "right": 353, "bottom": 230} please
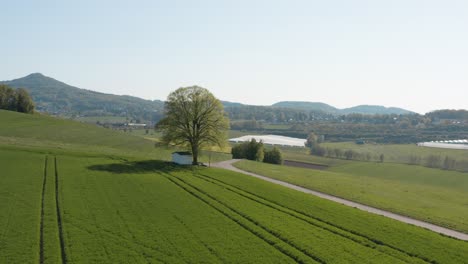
{"left": 212, "top": 159, "right": 468, "bottom": 241}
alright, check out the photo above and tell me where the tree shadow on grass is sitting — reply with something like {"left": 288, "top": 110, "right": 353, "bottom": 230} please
{"left": 87, "top": 160, "right": 192, "bottom": 174}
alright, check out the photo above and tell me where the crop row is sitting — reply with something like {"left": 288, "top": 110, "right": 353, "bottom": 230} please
{"left": 0, "top": 150, "right": 44, "bottom": 264}
{"left": 57, "top": 155, "right": 293, "bottom": 263}
{"left": 196, "top": 167, "right": 468, "bottom": 264}
{"left": 167, "top": 171, "right": 418, "bottom": 264}
{"left": 194, "top": 172, "right": 429, "bottom": 263}
{"left": 164, "top": 173, "right": 321, "bottom": 264}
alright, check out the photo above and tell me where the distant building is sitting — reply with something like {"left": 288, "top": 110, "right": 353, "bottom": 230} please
{"left": 229, "top": 134, "right": 306, "bottom": 147}
{"left": 126, "top": 123, "right": 147, "bottom": 127}
{"left": 172, "top": 152, "right": 193, "bottom": 165}
{"left": 355, "top": 139, "right": 366, "bottom": 145}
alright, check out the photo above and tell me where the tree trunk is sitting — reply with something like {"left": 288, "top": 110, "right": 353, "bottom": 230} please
{"left": 191, "top": 144, "right": 199, "bottom": 165}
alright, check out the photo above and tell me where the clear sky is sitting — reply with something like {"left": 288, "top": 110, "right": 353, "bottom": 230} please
{"left": 1, "top": 0, "right": 467, "bottom": 114}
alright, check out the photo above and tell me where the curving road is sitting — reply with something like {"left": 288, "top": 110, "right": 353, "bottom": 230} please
{"left": 212, "top": 159, "right": 468, "bottom": 241}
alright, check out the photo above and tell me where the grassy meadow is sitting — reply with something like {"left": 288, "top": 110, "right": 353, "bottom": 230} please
{"left": 322, "top": 142, "right": 468, "bottom": 171}
{"left": 1, "top": 110, "right": 468, "bottom": 263}
{"left": 74, "top": 115, "right": 128, "bottom": 123}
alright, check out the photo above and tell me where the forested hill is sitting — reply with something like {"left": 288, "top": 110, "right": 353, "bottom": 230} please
{"left": 0, "top": 73, "right": 165, "bottom": 121}
{"left": 1, "top": 73, "right": 417, "bottom": 123}
{"left": 273, "top": 101, "right": 414, "bottom": 115}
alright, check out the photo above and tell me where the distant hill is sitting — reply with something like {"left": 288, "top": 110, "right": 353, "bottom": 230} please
{"left": 272, "top": 101, "right": 338, "bottom": 113}
{"left": 341, "top": 105, "right": 413, "bottom": 115}
{"left": 221, "top": 100, "right": 246, "bottom": 107}
{"left": 0, "top": 73, "right": 164, "bottom": 121}
{"left": 1, "top": 73, "right": 415, "bottom": 123}
{"left": 273, "top": 101, "right": 414, "bottom": 115}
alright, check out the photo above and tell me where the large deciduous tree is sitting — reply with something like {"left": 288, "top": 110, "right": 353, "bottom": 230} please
{"left": 156, "top": 86, "right": 229, "bottom": 165}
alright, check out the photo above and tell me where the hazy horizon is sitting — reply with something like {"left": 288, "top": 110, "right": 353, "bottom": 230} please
{"left": 2, "top": 1, "right": 467, "bottom": 114}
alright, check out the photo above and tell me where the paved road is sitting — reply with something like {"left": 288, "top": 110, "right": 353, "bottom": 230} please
{"left": 212, "top": 159, "right": 468, "bottom": 241}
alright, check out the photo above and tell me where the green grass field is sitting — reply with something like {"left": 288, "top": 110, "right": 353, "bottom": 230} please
{"left": 281, "top": 147, "right": 350, "bottom": 166}
{"left": 279, "top": 140, "right": 468, "bottom": 171}
{"left": 1, "top": 110, "right": 468, "bottom": 263}
{"left": 1, "top": 149, "right": 467, "bottom": 263}
{"left": 322, "top": 142, "right": 468, "bottom": 171}
{"left": 227, "top": 129, "right": 254, "bottom": 138}
{"left": 74, "top": 115, "right": 128, "bottom": 123}
{"left": 234, "top": 159, "right": 468, "bottom": 233}
{"left": 262, "top": 124, "right": 292, "bottom": 130}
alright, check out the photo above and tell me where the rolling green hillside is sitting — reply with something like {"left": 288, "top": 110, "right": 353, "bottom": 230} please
{"left": 0, "top": 110, "right": 159, "bottom": 156}
{"left": 0, "top": 110, "right": 231, "bottom": 162}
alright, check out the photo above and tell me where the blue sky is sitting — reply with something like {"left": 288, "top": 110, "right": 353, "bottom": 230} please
{"left": 1, "top": 0, "right": 467, "bottom": 113}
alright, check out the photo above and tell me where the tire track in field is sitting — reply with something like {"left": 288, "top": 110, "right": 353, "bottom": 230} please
{"left": 39, "top": 156, "right": 48, "bottom": 264}
{"left": 164, "top": 173, "right": 325, "bottom": 264}
{"left": 195, "top": 172, "right": 433, "bottom": 264}
{"left": 171, "top": 214, "right": 225, "bottom": 264}
{"left": 54, "top": 157, "right": 67, "bottom": 264}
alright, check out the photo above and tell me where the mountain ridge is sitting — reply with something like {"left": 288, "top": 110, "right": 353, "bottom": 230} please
{"left": 272, "top": 101, "right": 413, "bottom": 115}
{"left": 2, "top": 73, "right": 415, "bottom": 118}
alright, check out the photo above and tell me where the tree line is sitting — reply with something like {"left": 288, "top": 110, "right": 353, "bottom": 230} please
{"left": 0, "top": 85, "right": 35, "bottom": 113}
{"left": 305, "top": 132, "right": 467, "bottom": 172}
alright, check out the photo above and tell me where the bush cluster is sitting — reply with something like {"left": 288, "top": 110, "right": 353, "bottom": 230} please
{"left": 232, "top": 139, "right": 283, "bottom": 164}
{"left": 0, "top": 85, "right": 34, "bottom": 113}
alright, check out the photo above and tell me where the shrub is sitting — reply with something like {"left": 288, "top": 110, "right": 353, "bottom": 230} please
{"left": 264, "top": 147, "right": 283, "bottom": 165}
{"left": 231, "top": 143, "right": 247, "bottom": 159}
{"left": 379, "top": 154, "right": 385, "bottom": 163}
{"left": 407, "top": 155, "right": 421, "bottom": 165}
{"left": 425, "top": 155, "right": 441, "bottom": 168}
{"left": 231, "top": 139, "right": 264, "bottom": 161}
{"left": 309, "top": 142, "right": 327, "bottom": 157}
{"left": 442, "top": 156, "right": 456, "bottom": 170}
{"left": 345, "top": 150, "right": 357, "bottom": 160}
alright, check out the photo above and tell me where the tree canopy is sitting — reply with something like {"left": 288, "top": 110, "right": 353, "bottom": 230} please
{"left": 0, "top": 84, "right": 35, "bottom": 113}
{"left": 156, "top": 86, "right": 229, "bottom": 165}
